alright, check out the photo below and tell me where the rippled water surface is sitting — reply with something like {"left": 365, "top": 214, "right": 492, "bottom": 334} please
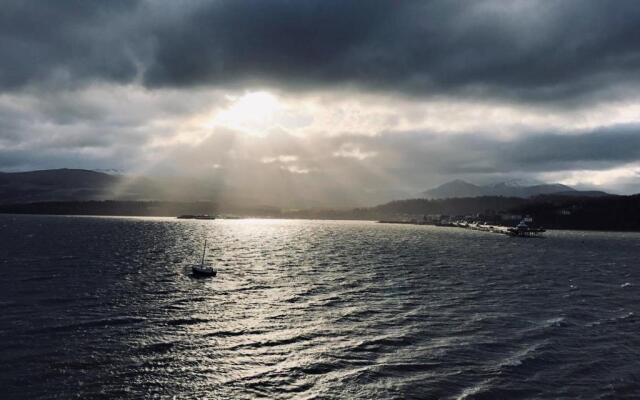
{"left": 1, "top": 215, "right": 640, "bottom": 399}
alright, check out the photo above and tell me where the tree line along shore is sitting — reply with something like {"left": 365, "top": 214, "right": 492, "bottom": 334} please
{"left": 0, "top": 194, "right": 639, "bottom": 231}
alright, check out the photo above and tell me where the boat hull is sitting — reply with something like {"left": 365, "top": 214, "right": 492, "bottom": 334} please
{"left": 191, "top": 265, "right": 217, "bottom": 277}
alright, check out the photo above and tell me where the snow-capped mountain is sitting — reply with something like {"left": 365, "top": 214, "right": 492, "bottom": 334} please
{"left": 421, "top": 179, "right": 609, "bottom": 199}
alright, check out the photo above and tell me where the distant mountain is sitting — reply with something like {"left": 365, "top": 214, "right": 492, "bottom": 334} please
{"left": 0, "top": 168, "right": 339, "bottom": 209}
{"left": 422, "top": 179, "right": 610, "bottom": 199}
{"left": 0, "top": 169, "right": 121, "bottom": 204}
{"left": 0, "top": 168, "right": 180, "bottom": 204}
{"left": 486, "top": 182, "right": 576, "bottom": 198}
{"left": 0, "top": 169, "right": 614, "bottom": 211}
{"left": 0, "top": 168, "right": 117, "bottom": 187}
{"left": 420, "top": 179, "right": 486, "bottom": 199}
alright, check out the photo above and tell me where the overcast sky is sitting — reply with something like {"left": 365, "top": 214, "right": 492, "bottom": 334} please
{"left": 2, "top": 0, "right": 640, "bottom": 205}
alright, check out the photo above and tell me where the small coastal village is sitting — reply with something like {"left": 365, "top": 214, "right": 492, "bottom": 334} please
{"left": 380, "top": 212, "right": 546, "bottom": 237}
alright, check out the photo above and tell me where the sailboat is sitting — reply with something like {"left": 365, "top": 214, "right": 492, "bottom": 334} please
{"left": 191, "top": 239, "right": 217, "bottom": 277}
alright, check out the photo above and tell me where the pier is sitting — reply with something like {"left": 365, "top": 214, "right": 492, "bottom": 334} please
{"left": 448, "top": 221, "right": 545, "bottom": 237}
{"left": 378, "top": 218, "right": 546, "bottom": 237}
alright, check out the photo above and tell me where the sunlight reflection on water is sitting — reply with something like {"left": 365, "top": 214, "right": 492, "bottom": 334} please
{"left": 1, "top": 216, "right": 640, "bottom": 398}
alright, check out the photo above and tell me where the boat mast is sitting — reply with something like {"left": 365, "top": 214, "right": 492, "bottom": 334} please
{"left": 201, "top": 239, "right": 207, "bottom": 265}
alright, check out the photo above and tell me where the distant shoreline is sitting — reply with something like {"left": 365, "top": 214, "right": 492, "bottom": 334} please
{"left": 2, "top": 195, "right": 640, "bottom": 231}
{"left": 2, "top": 212, "right": 640, "bottom": 233}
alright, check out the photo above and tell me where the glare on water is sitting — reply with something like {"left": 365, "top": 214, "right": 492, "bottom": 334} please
{"left": 1, "top": 215, "right": 639, "bottom": 399}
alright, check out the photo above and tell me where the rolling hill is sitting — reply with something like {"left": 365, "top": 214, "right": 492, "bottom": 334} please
{"left": 422, "top": 179, "right": 610, "bottom": 199}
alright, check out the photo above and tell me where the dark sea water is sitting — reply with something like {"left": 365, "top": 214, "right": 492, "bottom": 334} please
{"left": 1, "top": 215, "right": 639, "bottom": 399}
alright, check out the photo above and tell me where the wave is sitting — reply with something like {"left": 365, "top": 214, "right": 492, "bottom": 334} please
{"left": 202, "top": 328, "right": 266, "bottom": 338}
{"left": 136, "top": 341, "right": 176, "bottom": 355}
{"left": 29, "top": 316, "right": 146, "bottom": 333}
{"left": 164, "top": 317, "right": 210, "bottom": 327}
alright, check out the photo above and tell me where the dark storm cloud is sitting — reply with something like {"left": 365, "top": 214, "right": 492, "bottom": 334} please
{"left": 3, "top": 0, "right": 640, "bottom": 102}
{"left": 500, "top": 126, "right": 640, "bottom": 171}
{"left": 342, "top": 124, "right": 640, "bottom": 176}
{"left": 0, "top": 143, "right": 140, "bottom": 171}
{"left": 0, "top": 0, "right": 142, "bottom": 90}
{"left": 144, "top": 0, "right": 640, "bottom": 101}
